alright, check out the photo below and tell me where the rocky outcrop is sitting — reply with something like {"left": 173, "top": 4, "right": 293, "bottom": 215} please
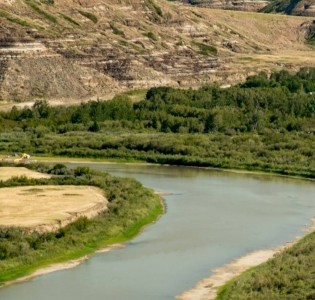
{"left": 181, "top": 0, "right": 268, "bottom": 12}
{"left": 260, "top": 0, "right": 315, "bottom": 16}
{"left": 181, "top": 0, "right": 315, "bottom": 15}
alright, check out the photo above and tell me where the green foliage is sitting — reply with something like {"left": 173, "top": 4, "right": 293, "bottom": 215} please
{"left": 0, "top": 68, "right": 315, "bottom": 293}
{"left": 242, "top": 69, "right": 315, "bottom": 93}
{"left": 187, "top": 0, "right": 210, "bottom": 4}
{"left": 48, "top": 163, "right": 70, "bottom": 175}
{"left": 193, "top": 41, "right": 218, "bottom": 56}
{"left": 74, "top": 166, "right": 90, "bottom": 177}
{"left": 117, "top": 88, "right": 148, "bottom": 102}
{"left": 0, "top": 164, "right": 162, "bottom": 282}
{"left": 110, "top": 23, "right": 125, "bottom": 36}
{"left": 0, "top": 68, "right": 315, "bottom": 177}
{"left": 306, "top": 21, "right": 315, "bottom": 44}
{"left": 260, "top": 0, "right": 301, "bottom": 14}
{"left": 73, "top": 217, "right": 90, "bottom": 232}
{"left": 24, "top": 0, "right": 57, "bottom": 24}
{"left": 143, "top": 31, "right": 158, "bottom": 41}
{"left": 0, "top": 9, "right": 38, "bottom": 28}
{"left": 217, "top": 232, "right": 315, "bottom": 300}
{"left": 145, "top": 0, "right": 163, "bottom": 20}
{"left": 88, "top": 121, "right": 100, "bottom": 132}
{"left": 59, "top": 13, "right": 80, "bottom": 26}
{"left": 40, "top": 0, "right": 54, "bottom": 4}
{"left": 33, "top": 100, "right": 51, "bottom": 118}
{"left": 77, "top": 10, "right": 98, "bottom": 24}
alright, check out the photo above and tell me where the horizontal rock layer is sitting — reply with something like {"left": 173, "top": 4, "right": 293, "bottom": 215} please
{"left": 0, "top": 0, "right": 314, "bottom": 102}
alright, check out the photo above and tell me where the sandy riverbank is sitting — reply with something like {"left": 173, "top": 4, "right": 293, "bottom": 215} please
{"left": 0, "top": 244, "right": 124, "bottom": 289}
{"left": 178, "top": 218, "right": 315, "bottom": 300}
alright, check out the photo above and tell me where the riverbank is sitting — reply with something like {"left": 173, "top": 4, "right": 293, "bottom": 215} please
{"left": 0, "top": 202, "right": 164, "bottom": 287}
{"left": 178, "top": 218, "right": 315, "bottom": 300}
{"left": 48, "top": 159, "right": 315, "bottom": 300}
{"left": 29, "top": 158, "right": 315, "bottom": 299}
{"left": 2, "top": 160, "right": 314, "bottom": 296}
{"left": 1, "top": 244, "right": 124, "bottom": 289}
{"left": 34, "top": 155, "right": 147, "bottom": 165}
{"left": 0, "top": 165, "right": 164, "bottom": 288}
{"left": 1, "top": 161, "right": 315, "bottom": 300}
{"left": 32, "top": 155, "right": 315, "bottom": 184}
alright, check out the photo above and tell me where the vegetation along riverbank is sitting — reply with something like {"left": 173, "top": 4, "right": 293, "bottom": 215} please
{"left": 0, "top": 68, "right": 314, "bottom": 298}
{"left": 0, "top": 163, "right": 163, "bottom": 285}
{"left": 215, "top": 227, "right": 315, "bottom": 300}
{"left": 0, "top": 68, "right": 314, "bottom": 178}
{"left": 179, "top": 218, "right": 315, "bottom": 300}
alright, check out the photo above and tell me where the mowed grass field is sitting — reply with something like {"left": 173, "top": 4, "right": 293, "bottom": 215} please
{"left": 0, "top": 167, "right": 51, "bottom": 181}
{"left": 0, "top": 167, "right": 108, "bottom": 231}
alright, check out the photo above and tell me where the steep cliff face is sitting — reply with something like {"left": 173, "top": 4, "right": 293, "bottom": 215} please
{"left": 0, "top": 0, "right": 314, "bottom": 102}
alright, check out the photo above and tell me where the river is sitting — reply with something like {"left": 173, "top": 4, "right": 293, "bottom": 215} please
{"left": 1, "top": 163, "right": 315, "bottom": 300}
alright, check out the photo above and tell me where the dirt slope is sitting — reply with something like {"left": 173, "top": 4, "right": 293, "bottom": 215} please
{"left": 0, "top": 0, "right": 314, "bottom": 102}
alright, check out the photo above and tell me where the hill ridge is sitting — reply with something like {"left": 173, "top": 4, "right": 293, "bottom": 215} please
{"left": 0, "top": 0, "right": 314, "bottom": 102}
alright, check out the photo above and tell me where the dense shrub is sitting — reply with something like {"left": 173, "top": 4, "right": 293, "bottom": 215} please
{"left": 0, "top": 68, "right": 314, "bottom": 177}
{"left": 0, "top": 164, "right": 162, "bottom": 282}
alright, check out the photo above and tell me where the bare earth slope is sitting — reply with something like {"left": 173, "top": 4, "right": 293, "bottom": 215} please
{"left": 0, "top": 0, "right": 314, "bottom": 102}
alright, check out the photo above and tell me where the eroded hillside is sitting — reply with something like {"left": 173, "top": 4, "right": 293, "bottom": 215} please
{"left": 0, "top": 0, "right": 314, "bottom": 102}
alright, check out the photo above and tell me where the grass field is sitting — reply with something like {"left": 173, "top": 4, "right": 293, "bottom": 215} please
{"left": 0, "top": 167, "right": 51, "bottom": 181}
{"left": 0, "top": 185, "right": 107, "bottom": 231}
{"left": 0, "top": 166, "right": 107, "bottom": 232}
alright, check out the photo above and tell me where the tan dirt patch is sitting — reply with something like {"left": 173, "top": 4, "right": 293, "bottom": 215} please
{"left": 0, "top": 185, "right": 107, "bottom": 232}
{"left": 0, "top": 167, "right": 51, "bottom": 181}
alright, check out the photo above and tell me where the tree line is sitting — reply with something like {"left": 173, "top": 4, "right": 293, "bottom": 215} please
{"left": 1, "top": 68, "right": 314, "bottom": 134}
{"left": 0, "top": 68, "right": 314, "bottom": 177}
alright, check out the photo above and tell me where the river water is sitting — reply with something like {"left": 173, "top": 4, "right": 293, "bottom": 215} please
{"left": 1, "top": 163, "right": 315, "bottom": 300}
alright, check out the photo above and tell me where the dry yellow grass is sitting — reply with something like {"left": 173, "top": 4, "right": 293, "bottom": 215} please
{"left": 1, "top": 0, "right": 314, "bottom": 103}
{"left": 0, "top": 185, "right": 107, "bottom": 231}
{"left": 0, "top": 167, "right": 51, "bottom": 181}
